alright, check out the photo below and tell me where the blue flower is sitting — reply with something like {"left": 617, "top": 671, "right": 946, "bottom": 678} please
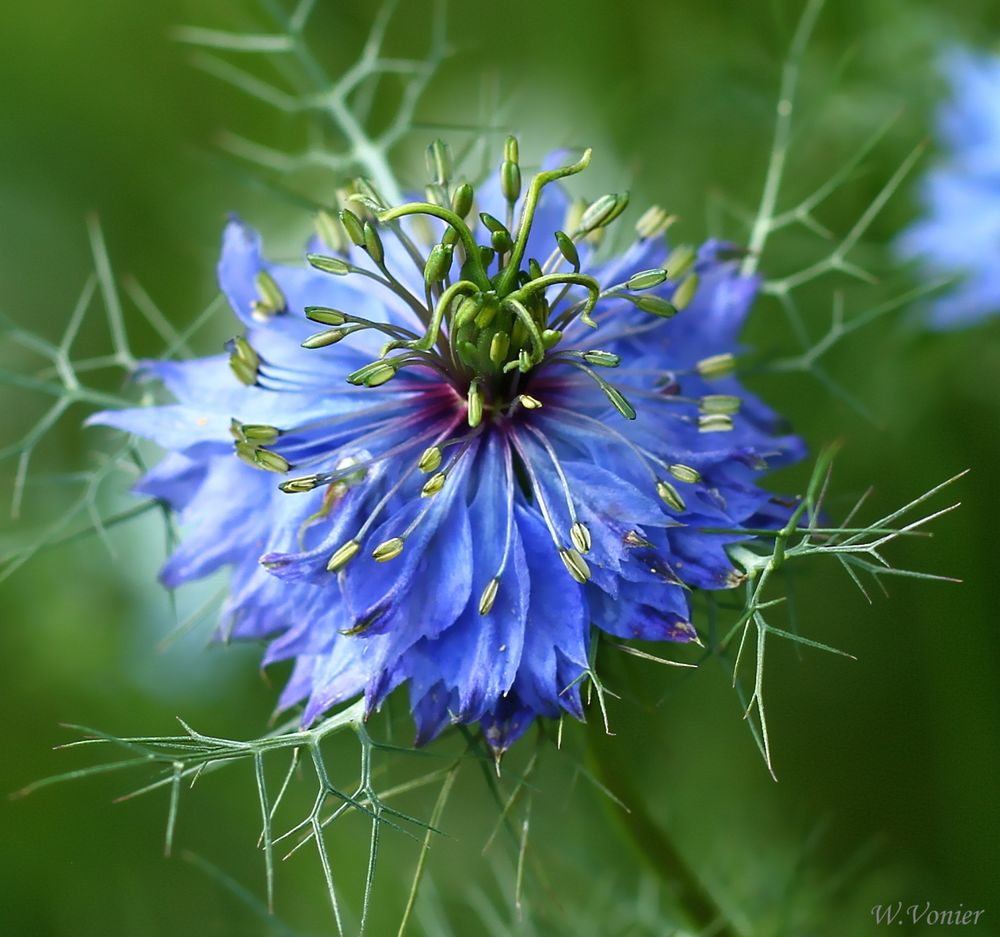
{"left": 90, "top": 144, "right": 801, "bottom": 752}
{"left": 897, "top": 48, "right": 1000, "bottom": 328}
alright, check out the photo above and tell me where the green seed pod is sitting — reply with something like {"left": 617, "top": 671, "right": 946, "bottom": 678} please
{"left": 656, "top": 479, "right": 686, "bottom": 512}
{"left": 339, "top": 209, "right": 366, "bottom": 247}
{"left": 306, "top": 253, "right": 351, "bottom": 276}
{"left": 626, "top": 267, "right": 668, "bottom": 291}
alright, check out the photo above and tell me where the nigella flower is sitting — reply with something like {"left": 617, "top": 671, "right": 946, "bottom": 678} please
{"left": 90, "top": 140, "right": 801, "bottom": 752}
{"left": 897, "top": 48, "right": 1000, "bottom": 328}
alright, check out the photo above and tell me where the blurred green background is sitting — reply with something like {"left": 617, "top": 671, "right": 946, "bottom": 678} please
{"left": 2, "top": 1, "right": 999, "bottom": 934}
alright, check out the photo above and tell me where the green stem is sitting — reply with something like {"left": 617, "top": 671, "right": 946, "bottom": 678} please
{"left": 586, "top": 720, "right": 742, "bottom": 937}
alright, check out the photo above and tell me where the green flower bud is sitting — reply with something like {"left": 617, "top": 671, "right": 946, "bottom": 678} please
{"left": 501, "top": 160, "right": 521, "bottom": 204}
{"left": 474, "top": 297, "right": 499, "bottom": 329}
{"left": 452, "top": 182, "right": 474, "bottom": 218}
{"left": 424, "top": 243, "right": 454, "bottom": 285}
{"left": 454, "top": 293, "right": 484, "bottom": 329}
{"left": 489, "top": 331, "right": 510, "bottom": 366}
{"left": 527, "top": 258, "right": 543, "bottom": 281}
{"left": 491, "top": 233, "right": 513, "bottom": 253}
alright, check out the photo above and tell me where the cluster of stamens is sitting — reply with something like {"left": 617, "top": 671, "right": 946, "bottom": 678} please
{"left": 225, "top": 138, "right": 744, "bottom": 613}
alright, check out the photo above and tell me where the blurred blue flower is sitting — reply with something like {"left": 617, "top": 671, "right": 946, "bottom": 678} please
{"left": 90, "top": 146, "right": 801, "bottom": 751}
{"left": 897, "top": 48, "right": 1000, "bottom": 328}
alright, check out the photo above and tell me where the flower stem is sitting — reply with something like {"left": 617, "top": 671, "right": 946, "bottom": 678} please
{"left": 585, "top": 720, "right": 742, "bottom": 937}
